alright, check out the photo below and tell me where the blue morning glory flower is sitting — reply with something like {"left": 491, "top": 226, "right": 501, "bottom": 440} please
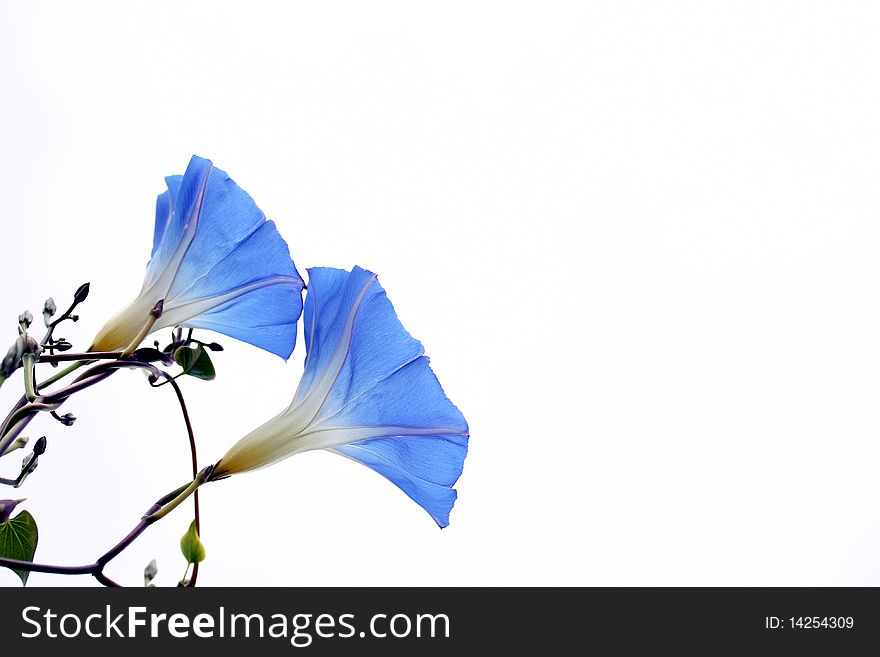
{"left": 91, "top": 156, "right": 304, "bottom": 358}
{"left": 214, "top": 266, "right": 469, "bottom": 527}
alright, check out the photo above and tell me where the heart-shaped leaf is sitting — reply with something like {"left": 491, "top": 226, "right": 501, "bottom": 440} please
{"left": 174, "top": 346, "right": 216, "bottom": 381}
{"left": 0, "top": 510, "right": 38, "bottom": 585}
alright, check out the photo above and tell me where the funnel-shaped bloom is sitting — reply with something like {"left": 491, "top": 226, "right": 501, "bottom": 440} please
{"left": 91, "top": 156, "right": 304, "bottom": 358}
{"left": 215, "top": 266, "right": 469, "bottom": 527}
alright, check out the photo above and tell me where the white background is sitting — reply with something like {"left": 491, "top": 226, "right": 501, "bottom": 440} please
{"left": 1, "top": 1, "right": 880, "bottom": 587}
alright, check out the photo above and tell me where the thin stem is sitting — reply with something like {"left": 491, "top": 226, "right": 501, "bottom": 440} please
{"left": 0, "top": 397, "right": 27, "bottom": 439}
{"left": 0, "top": 448, "right": 40, "bottom": 487}
{"left": 0, "top": 361, "right": 115, "bottom": 453}
{"left": 0, "top": 372, "right": 117, "bottom": 459}
{"left": 159, "top": 374, "right": 202, "bottom": 586}
{"left": 94, "top": 572, "right": 121, "bottom": 587}
{"left": 146, "top": 476, "right": 204, "bottom": 524}
{"left": 97, "top": 519, "right": 152, "bottom": 566}
{"left": 41, "top": 283, "right": 89, "bottom": 346}
{"left": 156, "top": 481, "right": 195, "bottom": 507}
{"left": 0, "top": 403, "right": 62, "bottom": 460}
{"left": 0, "top": 481, "right": 193, "bottom": 583}
{"left": 0, "top": 558, "right": 96, "bottom": 576}
{"left": 0, "top": 419, "right": 32, "bottom": 458}
{"left": 4, "top": 347, "right": 173, "bottom": 451}
{"left": 22, "top": 354, "right": 38, "bottom": 402}
{"left": 38, "top": 359, "right": 91, "bottom": 390}
{"left": 39, "top": 351, "right": 122, "bottom": 364}
{"left": 150, "top": 372, "right": 185, "bottom": 388}
{"left": 0, "top": 435, "right": 29, "bottom": 458}
{"left": 42, "top": 370, "right": 116, "bottom": 403}
{"left": 0, "top": 339, "right": 209, "bottom": 584}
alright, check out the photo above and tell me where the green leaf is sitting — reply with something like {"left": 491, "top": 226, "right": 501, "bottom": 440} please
{"left": 180, "top": 521, "right": 205, "bottom": 564}
{"left": 0, "top": 510, "right": 38, "bottom": 585}
{"left": 174, "top": 345, "right": 198, "bottom": 371}
{"left": 174, "top": 345, "right": 216, "bottom": 381}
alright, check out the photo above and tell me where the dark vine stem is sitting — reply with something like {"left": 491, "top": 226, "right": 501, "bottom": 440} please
{"left": 39, "top": 351, "right": 122, "bottom": 364}
{"left": 0, "top": 481, "right": 190, "bottom": 585}
{"left": 41, "top": 283, "right": 89, "bottom": 346}
{"left": 149, "top": 370, "right": 201, "bottom": 587}
{"left": 94, "top": 572, "right": 121, "bottom": 587}
{"left": 0, "top": 352, "right": 205, "bottom": 586}
{"left": 0, "top": 365, "right": 113, "bottom": 455}
{"left": 1, "top": 354, "right": 165, "bottom": 455}
{"left": 0, "top": 447, "right": 41, "bottom": 487}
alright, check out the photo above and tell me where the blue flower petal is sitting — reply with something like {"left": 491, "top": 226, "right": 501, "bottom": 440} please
{"left": 151, "top": 175, "right": 182, "bottom": 261}
{"left": 296, "top": 266, "right": 469, "bottom": 526}
{"left": 313, "top": 355, "right": 468, "bottom": 434}
{"left": 295, "top": 267, "right": 350, "bottom": 396}
{"left": 168, "top": 163, "right": 284, "bottom": 300}
{"left": 334, "top": 434, "right": 468, "bottom": 528}
{"left": 184, "top": 282, "right": 303, "bottom": 359}
{"left": 143, "top": 156, "right": 303, "bottom": 358}
{"left": 292, "top": 267, "right": 424, "bottom": 416}
{"left": 170, "top": 220, "right": 299, "bottom": 305}
{"left": 146, "top": 157, "right": 212, "bottom": 288}
{"left": 152, "top": 192, "right": 170, "bottom": 259}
